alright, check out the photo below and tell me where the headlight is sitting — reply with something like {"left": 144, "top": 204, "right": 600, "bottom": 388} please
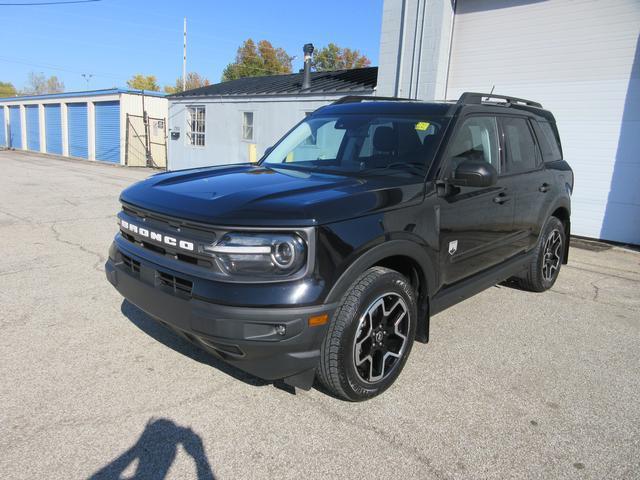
{"left": 202, "top": 232, "right": 307, "bottom": 278}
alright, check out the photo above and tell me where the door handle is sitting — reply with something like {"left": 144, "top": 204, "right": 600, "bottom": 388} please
{"left": 493, "top": 193, "right": 510, "bottom": 204}
{"left": 539, "top": 183, "right": 550, "bottom": 193}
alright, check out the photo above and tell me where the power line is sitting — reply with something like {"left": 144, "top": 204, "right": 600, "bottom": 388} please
{"left": 0, "top": 0, "right": 100, "bottom": 5}
{"left": 0, "top": 55, "right": 123, "bottom": 81}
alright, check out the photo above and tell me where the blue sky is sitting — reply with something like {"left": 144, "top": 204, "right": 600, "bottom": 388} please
{"left": 0, "top": 0, "right": 383, "bottom": 92}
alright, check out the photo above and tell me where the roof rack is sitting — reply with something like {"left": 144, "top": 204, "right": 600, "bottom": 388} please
{"left": 332, "top": 95, "right": 417, "bottom": 105}
{"left": 458, "top": 92, "right": 542, "bottom": 108}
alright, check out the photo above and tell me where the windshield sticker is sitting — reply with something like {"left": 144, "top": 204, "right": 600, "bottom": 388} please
{"left": 415, "top": 122, "right": 431, "bottom": 131}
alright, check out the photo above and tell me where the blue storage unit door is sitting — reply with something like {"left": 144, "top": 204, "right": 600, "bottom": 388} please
{"left": 67, "top": 102, "right": 88, "bottom": 158}
{"left": 26, "top": 105, "right": 40, "bottom": 151}
{"left": 9, "top": 106, "right": 22, "bottom": 149}
{"left": 44, "top": 104, "right": 63, "bottom": 155}
{"left": 94, "top": 101, "right": 120, "bottom": 163}
{"left": 0, "top": 107, "right": 6, "bottom": 147}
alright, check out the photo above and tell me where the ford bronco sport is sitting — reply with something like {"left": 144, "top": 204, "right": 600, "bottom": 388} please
{"left": 105, "top": 92, "right": 573, "bottom": 401}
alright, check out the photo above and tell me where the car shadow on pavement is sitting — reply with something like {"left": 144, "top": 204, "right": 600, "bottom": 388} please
{"left": 89, "top": 418, "right": 215, "bottom": 479}
{"left": 121, "top": 300, "right": 270, "bottom": 388}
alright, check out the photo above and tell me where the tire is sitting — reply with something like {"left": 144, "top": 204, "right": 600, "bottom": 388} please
{"left": 516, "top": 216, "right": 565, "bottom": 292}
{"left": 317, "top": 266, "right": 417, "bottom": 401}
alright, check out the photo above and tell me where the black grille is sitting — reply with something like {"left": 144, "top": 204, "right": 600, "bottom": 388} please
{"left": 119, "top": 205, "right": 218, "bottom": 270}
{"left": 121, "top": 254, "right": 140, "bottom": 274}
{"left": 158, "top": 271, "right": 193, "bottom": 296}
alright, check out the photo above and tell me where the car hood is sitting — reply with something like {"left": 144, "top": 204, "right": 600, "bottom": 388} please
{"left": 120, "top": 163, "right": 425, "bottom": 227}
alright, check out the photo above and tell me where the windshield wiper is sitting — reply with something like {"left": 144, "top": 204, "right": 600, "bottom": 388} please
{"left": 366, "top": 162, "right": 428, "bottom": 176}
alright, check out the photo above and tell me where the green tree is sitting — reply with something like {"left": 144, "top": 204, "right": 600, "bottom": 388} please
{"left": 0, "top": 81, "right": 17, "bottom": 97}
{"left": 127, "top": 74, "right": 160, "bottom": 91}
{"left": 45, "top": 76, "right": 64, "bottom": 94}
{"left": 164, "top": 72, "right": 211, "bottom": 94}
{"left": 222, "top": 39, "right": 292, "bottom": 82}
{"left": 312, "top": 43, "right": 371, "bottom": 71}
{"left": 23, "top": 72, "right": 65, "bottom": 95}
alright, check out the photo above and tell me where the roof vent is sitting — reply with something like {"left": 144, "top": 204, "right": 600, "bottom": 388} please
{"left": 302, "top": 43, "right": 314, "bottom": 90}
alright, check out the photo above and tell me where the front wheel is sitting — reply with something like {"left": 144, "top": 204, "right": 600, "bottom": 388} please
{"left": 317, "top": 267, "right": 417, "bottom": 401}
{"left": 516, "top": 216, "right": 566, "bottom": 292}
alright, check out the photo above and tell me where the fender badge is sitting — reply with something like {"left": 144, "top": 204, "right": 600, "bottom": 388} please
{"left": 448, "top": 240, "right": 458, "bottom": 255}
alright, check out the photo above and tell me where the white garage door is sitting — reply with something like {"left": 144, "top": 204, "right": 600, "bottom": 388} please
{"left": 446, "top": 0, "right": 640, "bottom": 244}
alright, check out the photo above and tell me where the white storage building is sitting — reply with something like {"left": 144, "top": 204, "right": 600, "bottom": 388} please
{"left": 0, "top": 89, "right": 168, "bottom": 167}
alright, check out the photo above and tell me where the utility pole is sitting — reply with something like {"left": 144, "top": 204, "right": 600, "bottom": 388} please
{"left": 81, "top": 73, "right": 93, "bottom": 89}
{"left": 182, "top": 17, "right": 187, "bottom": 91}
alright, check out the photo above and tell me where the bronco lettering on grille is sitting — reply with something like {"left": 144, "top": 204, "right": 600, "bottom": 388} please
{"left": 120, "top": 219, "right": 195, "bottom": 252}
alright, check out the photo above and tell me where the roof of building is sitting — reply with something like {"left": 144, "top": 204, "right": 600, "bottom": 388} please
{"left": 170, "top": 67, "right": 378, "bottom": 99}
{"left": 0, "top": 88, "right": 165, "bottom": 103}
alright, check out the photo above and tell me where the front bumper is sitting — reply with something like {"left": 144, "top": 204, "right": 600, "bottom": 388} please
{"left": 105, "top": 242, "right": 335, "bottom": 388}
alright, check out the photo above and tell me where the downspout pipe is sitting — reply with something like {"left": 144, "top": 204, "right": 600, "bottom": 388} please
{"left": 394, "top": 0, "right": 408, "bottom": 97}
{"left": 443, "top": 0, "right": 457, "bottom": 101}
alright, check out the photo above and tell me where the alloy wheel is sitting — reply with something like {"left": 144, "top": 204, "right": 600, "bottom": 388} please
{"left": 353, "top": 293, "right": 410, "bottom": 383}
{"left": 542, "top": 229, "right": 562, "bottom": 282}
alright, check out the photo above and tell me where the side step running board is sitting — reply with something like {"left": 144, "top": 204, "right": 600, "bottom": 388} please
{"left": 430, "top": 253, "right": 531, "bottom": 316}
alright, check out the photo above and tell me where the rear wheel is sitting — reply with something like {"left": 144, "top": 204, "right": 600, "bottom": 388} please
{"left": 517, "top": 216, "right": 565, "bottom": 292}
{"left": 317, "top": 267, "right": 417, "bottom": 401}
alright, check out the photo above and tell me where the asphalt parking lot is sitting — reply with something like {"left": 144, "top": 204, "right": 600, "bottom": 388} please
{"left": 0, "top": 150, "right": 638, "bottom": 479}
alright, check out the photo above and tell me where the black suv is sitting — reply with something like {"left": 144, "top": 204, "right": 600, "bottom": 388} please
{"left": 105, "top": 92, "right": 573, "bottom": 401}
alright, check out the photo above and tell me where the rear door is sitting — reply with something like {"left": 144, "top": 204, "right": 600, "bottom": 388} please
{"left": 499, "top": 116, "right": 554, "bottom": 252}
{"left": 437, "top": 115, "right": 521, "bottom": 286}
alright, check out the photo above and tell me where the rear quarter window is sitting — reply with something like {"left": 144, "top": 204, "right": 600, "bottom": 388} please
{"left": 534, "top": 120, "right": 563, "bottom": 162}
{"left": 501, "top": 117, "right": 540, "bottom": 174}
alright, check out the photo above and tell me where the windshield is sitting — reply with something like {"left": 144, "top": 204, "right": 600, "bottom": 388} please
{"left": 261, "top": 114, "right": 450, "bottom": 175}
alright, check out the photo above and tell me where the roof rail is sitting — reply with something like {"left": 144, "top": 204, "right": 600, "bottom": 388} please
{"left": 458, "top": 92, "right": 542, "bottom": 108}
{"left": 333, "top": 95, "right": 417, "bottom": 105}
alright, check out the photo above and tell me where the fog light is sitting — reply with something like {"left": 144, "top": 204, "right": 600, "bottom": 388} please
{"left": 275, "top": 325, "right": 286, "bottom": 336}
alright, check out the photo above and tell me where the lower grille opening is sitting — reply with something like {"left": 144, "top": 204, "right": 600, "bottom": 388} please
{"left": 121, "top": 254, "right": 140, "bottom": 274}
{"left": 158, "top": 271, "right": 193, "bottom": 296}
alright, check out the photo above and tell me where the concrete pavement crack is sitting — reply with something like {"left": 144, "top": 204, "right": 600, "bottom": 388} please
{"left": 308, "top": 397, "right": 450, "bottom": 479}
{"left": 50, "top": 222, "right": 106, "bottom": 273}
{"left": 0, "top": 209, "right": 32, "bottom": 224}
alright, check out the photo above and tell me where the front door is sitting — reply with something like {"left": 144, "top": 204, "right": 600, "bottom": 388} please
{"left": 437, "top": 115, "right": 521, "bottom": 286}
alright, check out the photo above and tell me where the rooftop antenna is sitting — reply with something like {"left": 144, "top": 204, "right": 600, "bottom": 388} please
{"left": 484, "top": 85, "right": 495, "bottom": 101}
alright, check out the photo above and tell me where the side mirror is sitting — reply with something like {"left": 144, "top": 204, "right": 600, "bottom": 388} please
{"left": 451, "top": 158, "right": 497, "bottom": 188}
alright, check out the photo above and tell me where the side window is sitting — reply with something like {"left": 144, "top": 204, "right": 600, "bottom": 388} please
{"left": 534, "top": 120, "right": 562, "bottom": 162}
{"left": 502, "top": 117, "right": 539, "bottom": 174}
{"left": 447, "top": 116, "right": 500, "bottom": 174}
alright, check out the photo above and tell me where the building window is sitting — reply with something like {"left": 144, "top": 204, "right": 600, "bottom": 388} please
{"left": 242, "top": 112, "right": 254, "bottom": 140}
{"left": 187, "top": 106, "right": 205, "bottom": 146}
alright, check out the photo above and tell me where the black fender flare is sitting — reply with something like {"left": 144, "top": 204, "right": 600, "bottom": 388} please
{"left": 324, "top": 239, "right": 437, "bottom": 305}
{"left": 541, "top": 196, "right": 571, "bottom": 264}
{"left": 324, "top": 239, "right": 436, "bottom": 343}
